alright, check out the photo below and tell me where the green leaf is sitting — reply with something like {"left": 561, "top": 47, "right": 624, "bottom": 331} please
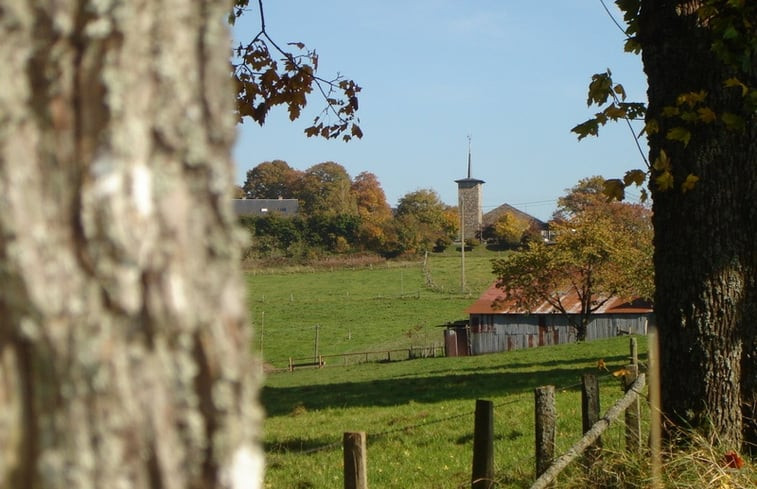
{"left": 722, "top": 25, "right": 739, "bottom": 40}
{"left": 721, "top": 112, "right": 745, "bottom": 131}
{"left": 661, "top": 106, "right": 680, "bottom": 117}
{"left": 666, "top": 127, "right": 692, "bottom": 147}
{"left": 680, "top": 111, "right": 698, "bottom": 123}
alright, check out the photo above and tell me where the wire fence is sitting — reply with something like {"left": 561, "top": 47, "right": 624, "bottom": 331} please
{"left": 278, "top": 371, "right": 622, "bottom": 457}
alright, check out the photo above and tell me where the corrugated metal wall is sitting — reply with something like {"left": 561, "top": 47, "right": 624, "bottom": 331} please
{"left": 469, "top": 313, "right": 652, "bottom": 355}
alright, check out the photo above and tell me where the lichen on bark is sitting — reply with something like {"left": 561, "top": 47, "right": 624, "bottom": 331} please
{"left": 0, "top": 1, "right": 262, "bottom": 488}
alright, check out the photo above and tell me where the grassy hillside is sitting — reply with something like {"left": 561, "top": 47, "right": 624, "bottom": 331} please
{"left": 245, "top": 247, "right": 507, "bottom": 366}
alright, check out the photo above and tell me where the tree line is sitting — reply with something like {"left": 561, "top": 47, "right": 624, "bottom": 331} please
{"left": 236, "top": 160, "right": 458, "bottom": 259}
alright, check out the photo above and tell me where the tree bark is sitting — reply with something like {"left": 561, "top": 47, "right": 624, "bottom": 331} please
{"left": 0, "top": 1, "right": 262, "bottom": 488}
{"left": 638, "top": 0, "right": 757, "bottom": 450}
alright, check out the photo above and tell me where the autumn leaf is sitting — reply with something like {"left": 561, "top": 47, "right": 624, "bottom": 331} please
{"left": 623, "top": 169, "right": 646, "bottom": 187}
{"left": 603, "top": 179, "right": 625, "bottom": 201}
{"left": 571, "top": 119, "right": 600, "bottom": 140}
{"left": 643, "top": 119, "right": 659, "bottom": 136}
{"left": 612, "top": 368, "right": 629, "bottom": 377}
{"left": 652, "top": 149, "right": 671, "bottom": 172}
{"left": 655, "top": 170, "right": 674, "bottom": 191}
{"left": 613, "top": 83, "right": 627, "bottom": 100}
{"left": 723, "top": 450, "right": 745, "bottom": 469}
{"left": 724, "top": 77, "right": 749, "bottom": 96}
{"left": 604, "top": 104, "right": 627, "bottom": 120}
{"left": 676, "top": 90, "right": 707, "bottom": 107}
{"left": 587, "top": 70, "right": 614, "bottom": 106}
{"left": 681, "top": 174, "right": 700, "bottom": 193}
{"left": 697, "top": 106, "right": 717, "bottom": 123}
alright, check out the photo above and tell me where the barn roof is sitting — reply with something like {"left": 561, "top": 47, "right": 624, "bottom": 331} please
{"left": 465, "top": 282, "right": 653, "bottom": 315}
{"left": 482, "top": 203, "right": 547, "bottom": 229}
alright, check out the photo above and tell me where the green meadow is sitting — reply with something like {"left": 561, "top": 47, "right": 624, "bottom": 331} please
{"left": 261, "top": 337, "right": 646, "bottom": 489}
{"left": 247, "top": 248, "right": 660, "bottom": 488}
{"left": 245, "top": 247, "right": 507, "bottom": 367}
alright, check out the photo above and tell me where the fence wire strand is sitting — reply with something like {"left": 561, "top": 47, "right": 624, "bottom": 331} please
{"left": 277, "top": 370, "right": 628, "bottom": 456}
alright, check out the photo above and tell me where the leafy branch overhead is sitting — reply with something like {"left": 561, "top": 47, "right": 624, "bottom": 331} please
{"left": 574, "top": 0, "right": 756, "bottom": 201}
{"left": 230, "top": 0, "right": 362, "bottom": 141}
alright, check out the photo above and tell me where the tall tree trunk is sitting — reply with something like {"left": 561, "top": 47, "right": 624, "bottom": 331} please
{"left": 0, "top": 1, "right": 262, "bottom": 487}
{"left": 639, "top": 1, "right": 757, "bottom": 450}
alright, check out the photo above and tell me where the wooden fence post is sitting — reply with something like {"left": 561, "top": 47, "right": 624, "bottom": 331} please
{"left": 344, "top": 432, "right": 367, "bottom": 489}
{"left": 530, "top": 374, "right": 646, "bottom": 489}
{"left": 624, "top": 364, "right": 642, "bottom": 454}
{"left": 648, "top": 326, "right": 663, "bottom": 488}
{"left": 535, "top": 386, "right": 556, "bottom": 483}
{"left": 629, "top": 337, "right": 638, "bottom": 367}
{"left": 471, "top": 399, "right": 494, "bottom": 489}
{"left": 581, "top": 373, "right": 602, "bottom": 467}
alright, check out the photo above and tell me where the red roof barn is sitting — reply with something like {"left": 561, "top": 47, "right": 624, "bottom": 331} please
{"left": 446, "top": 282, "right": 653, "bottom": 356}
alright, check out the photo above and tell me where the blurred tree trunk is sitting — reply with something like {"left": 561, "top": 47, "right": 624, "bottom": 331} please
{"left": 639, "top": 1, "right": 757, "bottom": 450}
{"left": 0, "top": 1, "right": 262, "bottom": 488}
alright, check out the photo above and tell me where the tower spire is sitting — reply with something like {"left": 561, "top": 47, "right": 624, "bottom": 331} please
{"left": 467, "top": 134, "right": 472, "bottom": 179}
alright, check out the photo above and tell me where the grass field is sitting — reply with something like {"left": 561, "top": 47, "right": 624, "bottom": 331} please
{"left": 262, "top": 336, "right": 647, "bottom": 489}
{"left": 245, "top": 247, "right": 506, "bottom": 367}
{"left": 248, "top": 248, "right": 755, "bottom": 489}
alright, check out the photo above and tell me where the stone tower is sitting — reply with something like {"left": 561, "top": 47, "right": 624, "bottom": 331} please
{"left": 455, "top": 139, "right": 484, "bottom": 240}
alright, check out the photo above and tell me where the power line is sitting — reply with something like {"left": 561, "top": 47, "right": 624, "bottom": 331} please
{"left": 598, "top": 0, "right": 628, "bottom": 36}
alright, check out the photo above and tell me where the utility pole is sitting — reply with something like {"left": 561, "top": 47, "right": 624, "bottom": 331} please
{"left": 460, "top": 135, "right": 471, "bottom": 294}
{"left": 460, "top": 195, "right": 466, "bottom": 293}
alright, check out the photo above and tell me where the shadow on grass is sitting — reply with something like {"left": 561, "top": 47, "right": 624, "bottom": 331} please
{"left": 394, "top": 352, "right": 634, "bottom": 379}
{"left": 264, "top": 437, "right": 338, "bottom": 454}
{"left": 261, "top": 355, "right": 630, "bottom": 417}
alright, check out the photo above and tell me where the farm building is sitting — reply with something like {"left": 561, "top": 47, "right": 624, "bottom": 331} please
{"left": 446, "top": 282, "right": 653, "bottom": 356}
{"left": 232, "top": 198, "right": 298, "bottom": 217}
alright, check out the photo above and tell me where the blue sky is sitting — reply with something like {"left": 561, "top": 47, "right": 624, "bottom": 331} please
{"left": 231, "top": 1, "right": 648, "bottom": 221}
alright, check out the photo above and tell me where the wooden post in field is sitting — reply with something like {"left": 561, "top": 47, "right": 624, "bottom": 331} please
{"left": 314, "top": 324, "right": 320, "bottom": 364}
{"left": 581, "top": 373, "right": 602, "bottom": 467}
{"left": 471, "top": 399, "right": 494, "bottom": 489}
{"left": 629, "top": 337, "right": 638, "bottom": 367}
{"left": 344, "top": 432, "right": 367, "bottom": 489}
{"left": 535, "top": 386, "right": 556, "bottom": 484}
{"left": 624, "top": 364, "right": 642, "bottom": 454}
{"left": 648, "top": 326, "right": 663, "bottom": 488}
